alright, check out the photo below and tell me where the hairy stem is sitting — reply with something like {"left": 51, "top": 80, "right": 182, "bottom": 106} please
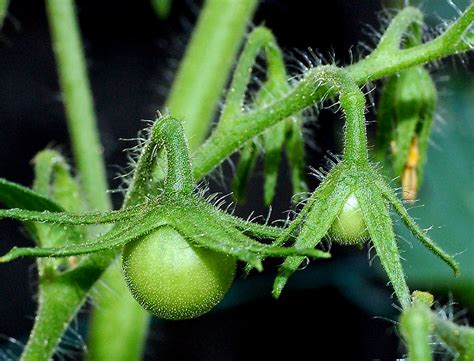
{"left": 192, "top": 5, "right": 474, "bottom": 179}
{"left": 400, "top": 305, "right": 433, "bottom": 361}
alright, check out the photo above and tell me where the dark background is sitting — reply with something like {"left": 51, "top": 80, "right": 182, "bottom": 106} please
{"left": 0, "top": 0, "right": 472, "bottom": 360}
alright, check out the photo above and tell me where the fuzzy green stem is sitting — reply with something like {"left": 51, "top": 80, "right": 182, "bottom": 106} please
{"left": 192, "top": 5, "right": 474, "bottom": 179}
{"left": 46, "top": 0, "right": 110, "bottom": 212}
{"left": 432, "top": 314, "right": 474, "bottom": 361}
{"left": 166, "top": 0, "right": 258, "bottom": 149}
{"left": 400, "top": 305, "right": 433, "bottom": 361}
{"left": 219, "top": 26, "right": 287, "bottom": 125}
{"left": 373, "top": 7, "right": 423, "bottom": 53}
{"left": 19, "top": 280, "right": 86, "bottom": 361}
{"left": 20, "top": 1, "right": 113, "bottom": 360}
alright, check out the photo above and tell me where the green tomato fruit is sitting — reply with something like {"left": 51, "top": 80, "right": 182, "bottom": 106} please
{"left": 122, "top": 226, "right": 236, "bottom": 320}
{"left": 329, "top": 194, "right": 369, "bottom": 246}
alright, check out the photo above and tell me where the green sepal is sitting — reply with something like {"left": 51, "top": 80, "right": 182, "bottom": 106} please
{"left": 0, "top": 208, "right": 167, "bottom": 262}
{"left": 273, "top": 168, "right": 348, "bottom": 298}
{"left": 355, "top": 183, "right": 411, "bottom": 308}
{"left": 32, "top": 149, "right": 86, "bottom": 258}
{"left": 217, "top": 210, "right": 286, "bottom": 240}
{"left": 33, "top": 149, "right": 83, "bottom": 213}
{"left": 262, "top": 121, "right": 286, "bottom": 206}
{"left": 256, "top": 79, "right": 289, "bottom": 206}
{"left": 375, "top": 175, "right": 459, "bottom": 276}
{"left": 170, "top": 198, "right": 330, "bottom": 272}
{"left": 231, "top": 141, "right": 259, "bottom": 203}
{"left": 285, "top": 116, "right": 307, "bottom": 202}
{"left": 0, "top": 204, "right": 148, "bottom": 226}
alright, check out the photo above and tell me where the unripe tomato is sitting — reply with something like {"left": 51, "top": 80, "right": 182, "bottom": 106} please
{"left": 329, "top": 194, "right": 369, "bottom": 246}
{"left": 122, "top": 226, "right": 236, "bottom": 320}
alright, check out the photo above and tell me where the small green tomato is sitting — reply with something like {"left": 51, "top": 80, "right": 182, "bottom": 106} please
{"left": 122, "top": 226, "right": 236, "bottom": 320}
{"left": 329, "top": 194, "right": 369, "bottom": 246}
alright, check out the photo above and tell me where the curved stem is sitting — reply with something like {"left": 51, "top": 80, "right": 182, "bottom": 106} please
{"left": 373, "top": 7, "right": 423, "bottom": 53}
{"left": 192, "top": 4, "right": 474, "bottom": 179}
{"left": 219, "top": 26, "right": 287, "bottom": 125}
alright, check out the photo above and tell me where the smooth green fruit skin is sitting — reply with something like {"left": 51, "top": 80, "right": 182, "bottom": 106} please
{"left": 329, "top": 194, "right": 369, "bottom": 246}
{"left": 122, "top": 226, "right": 236, "bottom": 320}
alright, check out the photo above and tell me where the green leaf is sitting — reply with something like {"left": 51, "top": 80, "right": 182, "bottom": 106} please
{"left": 0, "top": 178, "right": 64, "bottom": 213}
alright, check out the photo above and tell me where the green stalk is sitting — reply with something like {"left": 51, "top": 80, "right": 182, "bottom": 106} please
{"left": 20, "top": 1, "right": 147, "bottom": 361}
{"left": 86, "top": 265, "right": 150, "bottom": 361}
{"left": 46, "top": 0, "right": 110, "bottom": 212}
{"left": 166, "top": 0, "right": 258, "bottom": 149}
{"left": 400, "top": 305, "right": 433, "bottom": 361}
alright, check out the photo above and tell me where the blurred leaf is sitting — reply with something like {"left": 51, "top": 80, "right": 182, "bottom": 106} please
{"left": 151, "top": 0, "right": 172, "bottom": 19}
{"left": 0, "top": 0, "right": 8, "bottom": 28}
{"left": 0, "top": 178, "right": 63, "bottom": 213}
